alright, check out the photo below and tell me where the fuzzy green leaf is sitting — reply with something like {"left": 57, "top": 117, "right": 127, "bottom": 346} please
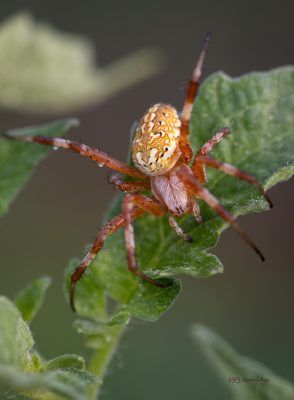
{"left": 190, "top": 67, "right": 294, "bottom": 201}
{"left": 15, "top": 276, "right": 52, "bottom": 323}
{"left": 0, "top": 296, "right": 34, "bottom": 371}
{"left": 0, "top": 284, "right": 98, "bottom": 400}
{"left": 0, "top": 118, "right": 79, "bottom": 217}
{"left": 44, "top": 354, "right": 86, "bottom": 372}
{"left": 191, "top": 324, "right": 294, "bottom": 400}
{"left": 74, "top": 310, "right": 130, "bottom": 333}
{"left": 0, "top": 13, "right": 164, "bottom": 114}
{"left": 71, "top": 66, "right": 294, "bottom": 325}
{"left": 0, "top": 365, "right": 98, "bottom": 400}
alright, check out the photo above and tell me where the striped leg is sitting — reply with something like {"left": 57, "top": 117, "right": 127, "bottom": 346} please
{"left": 192, "top": 127, "right": 230, "bottom": 183}
{"left": 168, "top": 215, "right": 193, "bottom": 242}
{"left": 1, "top": 133, "right": 145, "bottom": 179}
{"left": 70, "top": 207, "right": 145, "bottom": 311}
{"left": 180, "top": 32, "right": 211, "bottom": 163}
{"left": 192, "top": 200, "right": 202, "bottom": 223}
{"left": 109, "top": 175, "right": 150, "bottom": 192}
{"left": 196, "top": 156, "right": 273, "bottom": 208}
{"left": 122, "top": 194, "right": 169, "bottom": 286}
{"left": 176, "top": 165, "right": 265, "bottom": 262}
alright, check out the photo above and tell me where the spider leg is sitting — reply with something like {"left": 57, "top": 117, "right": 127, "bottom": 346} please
{"left": 192, "top": 200, "right": 203, "bottom": 223}
{"left": 192, "top": 127, "right": 230, "bottom": 183}
{"left": 180, "top": 32, "right": 211, "bottom": 163}
{"left": 1, "top": 133, "right": 145, "bottom": 179}
{"left": 176, "top": 165, "right": 265, "bottom": 261}
{"left": 168, "top": 215, "right": 193, "bottom": 242}
{"left": 70, "top": 207, "right": 145, "bottom": 311}
{"left": 109, "top": 175, "right": 150, "bottom": 192}
{"left": 122, "top": 193, "right": 169, "bottom": 287}
{"left": 196, "top": 155, "right": 273, "bottom": 208}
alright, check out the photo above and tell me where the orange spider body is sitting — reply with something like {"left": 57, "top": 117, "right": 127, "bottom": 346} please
{"left": 133, "top": 103, "right": 194, "bottom": 217}
{"left": 133, "top": 103, "right": 181, "bottom": 176}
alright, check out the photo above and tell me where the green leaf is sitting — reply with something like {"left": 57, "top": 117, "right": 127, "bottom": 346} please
{"left": 190, "top": 67, "right": 294, "bottom": 201}
{"left": 0, "top": 283, "right": 98, "bottom": 400}
{"left": 0, "top": 12, "right": 164, "bottom": 114}
{"left": 71, "top": 66, "right": 294, "bottom": 324}
{"left": 15, "top": 276, "right": 52, "bottom": 323}
{"left": 44, "top": 355, "right": 85, "bottom": 372}
{"left": 74, "top": 310, "right": 130, "bottom": 333}
{"left": 68, "top": 255, "right": 181, "bottom": 322}
{"left": 191, "top": 324, "right": 294, "bottom": 400}
{"left": 0, "top": 365, "right": 98, "bottom": 400}
{"left": 0, "top": 118, "right": 79, "bottom": 217}
{"left": 0, "top": 296, "right": 34, "bottom": 371}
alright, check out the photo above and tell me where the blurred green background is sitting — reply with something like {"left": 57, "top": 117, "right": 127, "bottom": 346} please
{"left": 0, "top": 1, "right": 293, "bottom": 399}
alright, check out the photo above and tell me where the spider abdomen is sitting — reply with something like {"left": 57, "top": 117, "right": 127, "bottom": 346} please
{"left": 132, "top": 103, "right": 181, "bottom": 176}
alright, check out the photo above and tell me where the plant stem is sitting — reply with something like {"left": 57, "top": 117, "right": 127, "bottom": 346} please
{"left": 87, "top": 323, "right": 127, "bottom": 400}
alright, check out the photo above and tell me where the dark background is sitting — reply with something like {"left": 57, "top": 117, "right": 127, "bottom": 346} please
{"left": 0, "top": 1, "right": 293, "bottom": 399}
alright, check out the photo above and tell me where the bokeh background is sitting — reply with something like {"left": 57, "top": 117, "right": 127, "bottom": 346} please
{"left": 0, "top": 1, "right": 293, "bottom": 399}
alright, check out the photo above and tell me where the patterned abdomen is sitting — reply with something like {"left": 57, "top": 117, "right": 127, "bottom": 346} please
{"left": 132, "top": 103, "right": 181, "bottom": 176}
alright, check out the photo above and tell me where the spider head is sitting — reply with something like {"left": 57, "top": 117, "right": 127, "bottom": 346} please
{"left": 132, "top": 103, "right": 181, "bottom": 176}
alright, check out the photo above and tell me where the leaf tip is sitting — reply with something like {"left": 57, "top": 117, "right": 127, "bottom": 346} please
{"left": 190, "top": 323, "right": 213, "bottom": 343}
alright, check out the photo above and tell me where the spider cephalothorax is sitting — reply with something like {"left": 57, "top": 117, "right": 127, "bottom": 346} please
{"left": 1, "top": 33, "right": 273, "bottom": 311}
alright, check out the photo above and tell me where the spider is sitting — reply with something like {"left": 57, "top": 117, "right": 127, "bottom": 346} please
{"left": 2, "top": 33, "right": 272, "bottom": 312}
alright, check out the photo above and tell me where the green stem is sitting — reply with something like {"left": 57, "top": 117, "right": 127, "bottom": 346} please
{"left": 87, "top": 323, "right": 127, "bottom": 400}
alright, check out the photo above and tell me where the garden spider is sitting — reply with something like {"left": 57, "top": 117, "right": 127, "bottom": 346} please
{"left": 3, "top": 33, "right": 272, "bottom": 311}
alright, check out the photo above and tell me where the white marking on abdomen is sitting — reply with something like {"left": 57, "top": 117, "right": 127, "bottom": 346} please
{"left": 148, "top": 148, "right": 158, "bottom": 164}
